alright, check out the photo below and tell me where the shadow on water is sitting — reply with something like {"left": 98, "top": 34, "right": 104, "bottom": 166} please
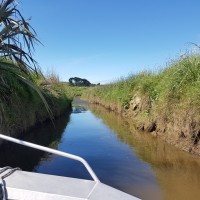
{"left": 0, "top": 112, "right": 71, "bottom": 172}
{"left": 88, "top": 104, "right": 200, "bottom": 200}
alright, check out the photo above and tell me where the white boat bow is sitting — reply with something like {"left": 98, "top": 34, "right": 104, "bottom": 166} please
{"left": 0, "top": 134, "right": 140, "bottom": 200}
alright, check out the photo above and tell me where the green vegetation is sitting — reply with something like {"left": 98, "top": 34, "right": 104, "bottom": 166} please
{"left": 0, "top": 67, "right": 72, "bottom": 135}
{"left": 0, "top": 0, "right": 72, "bottom": 135}
{"left": 83, "top": 53, "right": 200, "bottom": 114}
{"left": 57, "top": 82, "right": 88, "bottom": 97}
{"left": 82, "top": 52, "right": 200, "bottom": 154}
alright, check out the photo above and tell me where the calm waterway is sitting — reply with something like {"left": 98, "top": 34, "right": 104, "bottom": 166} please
{"left": 1, "top": 100, "right": 200, "bottom": 200}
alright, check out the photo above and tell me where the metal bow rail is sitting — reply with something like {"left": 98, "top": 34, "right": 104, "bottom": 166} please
{"left": 0, "top": 134, "right": 100, "bottom": 183}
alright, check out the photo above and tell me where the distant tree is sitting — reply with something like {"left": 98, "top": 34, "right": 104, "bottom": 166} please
{"left": 69, "top": 77, "right": 73, "bottom": 85}
{"left": 69, "top": 77, "right": 91, "bottom": 86}
{"left": 82, "top": 79, "right": 91, "bottom": 86}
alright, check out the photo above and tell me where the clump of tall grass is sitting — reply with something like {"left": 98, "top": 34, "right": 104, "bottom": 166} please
{"left": 155, "top": 54, "right": 200, "bottom": 108}
{"left": 44, "top": 69, "right": 60, "bottom": 84}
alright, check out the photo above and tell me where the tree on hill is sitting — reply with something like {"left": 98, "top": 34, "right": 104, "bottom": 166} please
{"left": 69, "top": 77, "right": 91, "bottom": 86}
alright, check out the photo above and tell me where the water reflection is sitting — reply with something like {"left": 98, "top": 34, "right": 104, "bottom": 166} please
{"left": 0, "top": 112, "right": 71, "bottom": 171}
{"left": 88, "top": 104, "right": 200, "bottom": 200}
{"left": 1, "top": 102, "right": 200, "bottom": 200}
{"left": 72, "top": 106, "right": 87, "bottom": 113}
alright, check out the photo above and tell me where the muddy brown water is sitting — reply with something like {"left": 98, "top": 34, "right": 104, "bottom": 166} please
{"left": 0, "top": 101, "right": 200, "bottom": 200}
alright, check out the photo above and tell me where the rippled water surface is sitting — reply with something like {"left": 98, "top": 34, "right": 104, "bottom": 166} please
{"left": 1, "top": 100, "right": 200, "bottom": 200}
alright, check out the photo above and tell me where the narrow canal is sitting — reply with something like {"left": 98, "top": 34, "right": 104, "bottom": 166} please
{"left": 1, "top": 100, "right": 200, "bottom": 200}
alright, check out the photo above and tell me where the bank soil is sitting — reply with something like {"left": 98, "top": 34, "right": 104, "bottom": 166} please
{"left": 88, "top": 94, "right": 200, "bottom": 156}
{"left": 129, "top": 94, "right": 200, "bottom": 154}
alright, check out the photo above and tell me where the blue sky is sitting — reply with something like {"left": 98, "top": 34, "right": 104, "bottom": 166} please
{"left": 20, "top": 0, "right": 200, "bottom": 84}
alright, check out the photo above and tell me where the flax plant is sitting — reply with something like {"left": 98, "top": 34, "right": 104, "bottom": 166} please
{"left": 0, "top": 0, "right": 52, "bottom": 119}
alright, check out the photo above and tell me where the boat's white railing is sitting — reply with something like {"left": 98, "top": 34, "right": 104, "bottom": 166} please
{"left": 0, "top": 134, "right": 100, "bottom": 182}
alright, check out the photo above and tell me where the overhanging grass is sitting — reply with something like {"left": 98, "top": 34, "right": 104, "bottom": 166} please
{"left": 0, "top": 63, "right": 72, "bottom": 135}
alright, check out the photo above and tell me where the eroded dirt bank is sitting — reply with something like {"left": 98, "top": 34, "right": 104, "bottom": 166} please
{"left": 86, "top": 94, "right": 200, "bottom": 156}
{"left": 124, "top": 94, "right": 200, "bottom": 155}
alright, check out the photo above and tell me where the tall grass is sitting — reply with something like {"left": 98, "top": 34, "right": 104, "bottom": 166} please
{"left": 82, "top": 72, "right": 157, "bottom": 112}
{"left": 0, "top": 65, "right": 72, "bottom": 135}
{"left": 82, "top": 53, "right": 200, "bottom": 116}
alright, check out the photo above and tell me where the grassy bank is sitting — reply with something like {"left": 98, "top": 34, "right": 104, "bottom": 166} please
{"left": 0, "top": 65, "right": 72, "bottom": 136}
{"left": 82, "top": 53, "right": 200, "bottom": 155}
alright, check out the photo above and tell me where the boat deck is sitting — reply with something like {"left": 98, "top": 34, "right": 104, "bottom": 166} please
{"left": 1, "top": 169, "right": 140, "bottom": 200}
